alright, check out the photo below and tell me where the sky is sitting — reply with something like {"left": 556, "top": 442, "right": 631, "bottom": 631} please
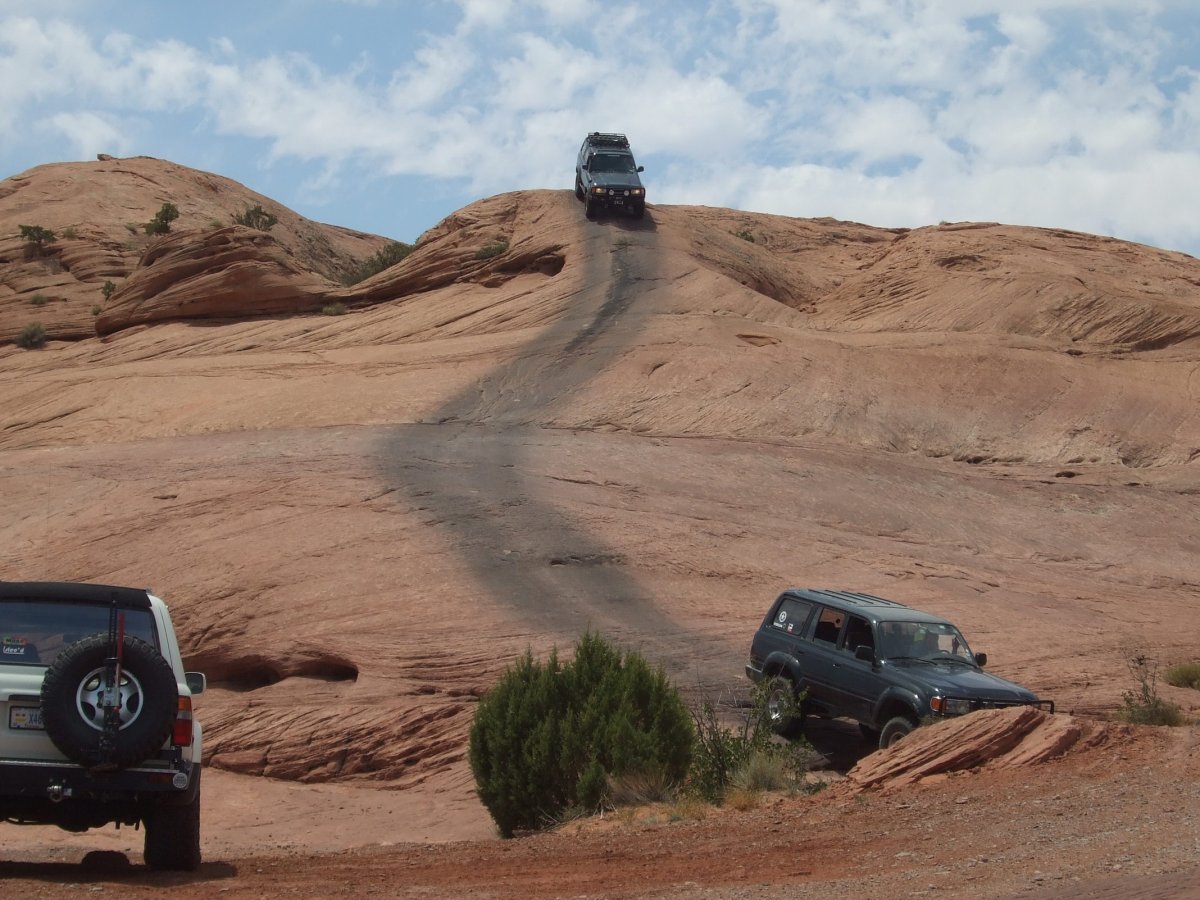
{"left": 2, "top": 0, "right": 1198, "bottom": 256}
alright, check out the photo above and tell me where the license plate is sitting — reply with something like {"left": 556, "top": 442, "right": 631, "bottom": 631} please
{"left": 9, "top": 706, "right": 44, "bottom": 730}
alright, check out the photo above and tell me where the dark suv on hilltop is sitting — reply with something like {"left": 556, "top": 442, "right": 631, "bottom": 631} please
{"left": 746, "top": 589, "right": 1053, "bottom": 750}
{"left": 575, "top": 132, "right": 646, "bottom": 219}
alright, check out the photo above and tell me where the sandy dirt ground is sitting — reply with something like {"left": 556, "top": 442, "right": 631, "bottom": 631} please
{"left": 2, "top": 182, "right": 1200, "bottom": 897}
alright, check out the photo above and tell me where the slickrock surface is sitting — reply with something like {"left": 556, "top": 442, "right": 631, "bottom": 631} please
{"left": 2, "top": 162, "right": 1199, "bottom": 897}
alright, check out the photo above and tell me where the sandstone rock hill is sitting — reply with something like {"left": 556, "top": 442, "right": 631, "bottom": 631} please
{"left": 1, "top": 159, "right": 1198, "bottom": 800}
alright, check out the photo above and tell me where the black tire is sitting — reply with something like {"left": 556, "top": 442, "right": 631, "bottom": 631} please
{"left": 878, "top": 715, "right": 917, "bottom": 750}
{"left": 632, "top": 202, "right": 645, "bottom": 219}
{"left": 584, "top": 194, "right": 596, "bottom": 218}
{"left": 764, "top": 675, "right": 804, "bottom": 738}
{"left": 41, "top": 634, "right": 178, "bottom": 770}
{"left": 574, "top": 174, "right": 585, "bottom": 200}
{"left": 143, "top": 768, "right": 201, "bottom": 871}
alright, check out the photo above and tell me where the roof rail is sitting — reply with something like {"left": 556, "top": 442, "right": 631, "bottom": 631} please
{"left": 587, "top": 132, "right": 630, "bottom": 149}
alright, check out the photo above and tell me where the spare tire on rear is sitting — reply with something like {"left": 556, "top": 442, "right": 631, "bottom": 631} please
{"left": 40, "top": 634, "right": 178, "bottom": 769}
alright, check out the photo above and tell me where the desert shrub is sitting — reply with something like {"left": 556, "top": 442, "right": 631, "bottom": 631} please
{"left": 687, "top": 681, "right": 817, "bottom": 804}
{"left": 321, "top": 302, "right": 347, "bottom": 316}
{"left": 18, "top": 224, "right": 56, "bottom": 255}
{"left": 30, "top": 293, "right": 47, "bottom": 306}
{"left": 341, "top": 241, "right": 413, "bottom": 285}
{"left": 1118, "top": 652, "right": 1186, "bottom": 726}
{"left": 144, "top": 202, "right": 180, "bottom": 235}
{"left": 91, "top": 305, "right": 101, "bottom": 317}
{"left": 62, "top": 226, "right": 77, "bottom": 239}
{"left": 607, "top": 769, "right": 677, "bottom": 807}
{"left": 15, "top": 323, "right": 47, "bottom": 349}
{"left": 125, "top": 223, "right": 139, "bottom": 235}
{"left": 475, "top": 240, "right": 509, "bottom": 260}
{"left": 1165, "top": 661, "right": 1200, "bottom": 691}
{"left": 468, "top": 632, "right": 693, "bottom": 838}
{"left": 233, "top": 203, "right": 277, "bottom": 231}
{"left": 101, "top": 281, "right": 116, "bottom": 300}
{"left": 733, "top": 229, "right": 755, "bottom": 243}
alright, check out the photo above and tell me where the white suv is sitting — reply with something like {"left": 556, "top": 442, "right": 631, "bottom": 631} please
{"left": 0, "top": 582, "right": 205, "bottom": 870}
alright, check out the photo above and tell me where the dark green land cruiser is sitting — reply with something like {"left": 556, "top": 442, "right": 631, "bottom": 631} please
{"left": 574, "top": 132, "right": 646, "bottom": 219}
{"left": 746, "top": 589, "right": 1053, "bottom": 750}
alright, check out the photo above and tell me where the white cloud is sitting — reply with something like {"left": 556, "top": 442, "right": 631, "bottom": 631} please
{"left": 44, "top": 110, "right": 133, "bottom": 159}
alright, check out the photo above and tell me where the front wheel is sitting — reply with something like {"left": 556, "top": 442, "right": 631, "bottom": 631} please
{"left": 574, "top": 175, "right": 585, "bottom": 200}
{"left": 764, "top": 675, "right": 804, "bottom": 737}
{"left": 878, "top": 715, "right": 917, "bottom": 750}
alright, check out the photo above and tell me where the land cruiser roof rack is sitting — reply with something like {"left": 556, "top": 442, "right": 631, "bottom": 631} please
{"left": 587, "top": 132, "right": 630, "bottom": 149}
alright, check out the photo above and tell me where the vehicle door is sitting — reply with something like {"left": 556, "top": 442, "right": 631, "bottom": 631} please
{"left": 801, "top": 605, "right": 847, "bottom": 713}
{"left": 835, "top": 615, "right": 891, "bottom": 723}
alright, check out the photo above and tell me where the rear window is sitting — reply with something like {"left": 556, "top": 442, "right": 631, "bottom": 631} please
{"left": 0, "top": 601, "right": 157, "bottom": 667}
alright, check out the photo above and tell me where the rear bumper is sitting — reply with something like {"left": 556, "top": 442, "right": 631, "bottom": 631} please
{"left": 0, "top": 757, "right": 196, "bottom": 800}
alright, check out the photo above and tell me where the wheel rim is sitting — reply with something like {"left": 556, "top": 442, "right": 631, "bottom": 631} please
{"left": 767, "top": 688, "right": 786, "bottom": 723}
{"left": 75, "top": 667, "right": 145, "bottom": 731}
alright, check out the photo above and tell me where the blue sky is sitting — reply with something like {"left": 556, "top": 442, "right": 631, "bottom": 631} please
{"left": 2, "top": 0, "right": 1198, "bottom": 256}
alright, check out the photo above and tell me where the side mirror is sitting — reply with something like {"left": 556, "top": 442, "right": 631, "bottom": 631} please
{"left": 854, "top": 645, "right": 875, "bottom": 663}
{"left": 974, "top": 652, "right": 987, "bottom": 667}
{"left": 637, "top": 165, "right": 644, "bottom": 172}
{"left": 185, "top": 672, "right": 207, "bottom": 695}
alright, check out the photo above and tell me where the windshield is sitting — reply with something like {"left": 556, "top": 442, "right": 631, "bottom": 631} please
{"left": 878, "top": 620, "right": 975, "bottom": 663}
{"left": 591, "top": 154, "right": 636, "bottom": 174}
{"left": 0, "top": 600, "right": 157, "bottom": 667}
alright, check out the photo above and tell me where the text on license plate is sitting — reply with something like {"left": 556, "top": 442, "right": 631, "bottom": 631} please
{"left": 8, "top": 706, "right": 44, "bottom": 730}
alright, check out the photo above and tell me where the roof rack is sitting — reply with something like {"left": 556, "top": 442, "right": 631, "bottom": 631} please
{"left": 587, "top": 132, "right": 630, "bottom": 149}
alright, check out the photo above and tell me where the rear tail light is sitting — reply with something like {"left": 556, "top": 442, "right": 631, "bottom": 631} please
{"left": 172, "top": 695, "right": 194, "bottom": 746}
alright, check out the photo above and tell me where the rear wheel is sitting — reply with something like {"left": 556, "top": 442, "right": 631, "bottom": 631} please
{"left": 878, "top": 715, "right": 916, "bottom": 750}
{"left": 143, "top": 768, "right": 201, "bottom": 871}
{"left": 764, "top": 675, "right": 804, "bottom": 738}
{"left": 574, "top": 175, "right": 585, "bottom": 200}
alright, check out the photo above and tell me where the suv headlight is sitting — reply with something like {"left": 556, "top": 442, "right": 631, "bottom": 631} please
{"left": 591, "top": 186, "right": 606, "bottom": 195}
{"left": 930, "top": 696, "right": 971, "bottom": 716}
{"left": 630, "top": 188, "right": 644, "bottom": 197}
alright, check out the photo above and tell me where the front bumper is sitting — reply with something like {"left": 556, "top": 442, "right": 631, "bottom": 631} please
{"left": 932, "top": 697, "right": 1056, "bottom": 717}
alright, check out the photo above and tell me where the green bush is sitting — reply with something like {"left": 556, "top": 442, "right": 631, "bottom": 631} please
{"left": 475, "top": 240, "right": 509, "bottom": 260}
{"left": 91, "top": 305, "right": 102, "bottom": 317}
{"left": 233, "top": 203, "right": 277, "bottom": 231}
{"left": 733, "top": 229, "right": 755, "bottom": 243}
{"left": 15, "top": 323, "right": 47, "bottom": 349}
{"left": 687, "top": 681, "right": 816, "bottom": 803}
{"left": 1118, "top": 652, "right": 1186, "bottom": 726}
{"left": 341, "top": 242, "right": 413, "bottom": 285}
{"left": 18, "top": 224, "right": 56, "bottom": 255}
{"left": 1165, "top": 661, "right": 1200, "bottom": 691}
{"left": 101, "top": 281, "right": 116, "bottom": 300}
{"left": 30, "top": 293, "right": 47, "bottom": 306}
{"left": 144, "top": 202, "right": 180, "bottom": 235}
{"left": 321, "top": 302, "right": 347, "bottom": 316}
{"left": 468, "top": 632, "right": 693, "bottom": 838}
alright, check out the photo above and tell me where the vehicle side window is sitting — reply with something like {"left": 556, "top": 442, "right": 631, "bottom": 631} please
{"left": 770, "top": 597, "right": 814, "bottom": 637}
{"left": 812, "top": 607, "right": 844, "bottom": 645}
{"left": 842, "top": 615, "right": 874, "bottom": 653}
